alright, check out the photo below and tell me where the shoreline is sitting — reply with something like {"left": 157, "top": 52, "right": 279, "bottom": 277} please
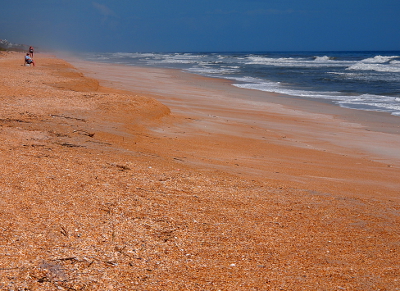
{"left": 68, "top": 58, "right": 400, "bottom": 161}
{"left": 67, "top": 50, "right": 400, "bottom": 119}
{"left": 66, "top": 57, "right": 400, "bottom": 135}
{"left": 1, "top": 52, "right": 399, "bottom": 289}
{"left": 63, "top": 57, "right": 400, "bottom": 203}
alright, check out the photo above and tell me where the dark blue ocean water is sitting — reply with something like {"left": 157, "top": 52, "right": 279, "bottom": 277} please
{"left": 83, "top": 51, "right": 400, "bottom": 116}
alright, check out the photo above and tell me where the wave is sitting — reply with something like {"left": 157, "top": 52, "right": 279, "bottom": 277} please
{"left": 186, "top": 66, "right": 240, "bottom": 75}
{"left": 346, "top": 55, "right": 400, "bottom": 73}
{"left": 346, "top": 63, "right": 400, "bottom": 73}
{"left": 359, "top": 55, "right": 399, "bottom": 64}
{"left": 245, "top": 55, "right": 352, "bottom": 68}
{"left": 232, "top": 79, "right": 400, "bottom": 115}
{"left": 313, "top": 56, "right": 336, "bottom": 61}
{"left": 111, "top": 52, "right": 159, "bottom": 58}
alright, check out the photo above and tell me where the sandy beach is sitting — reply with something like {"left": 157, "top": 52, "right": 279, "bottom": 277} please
{"left": 1, "top": 51, "right": 399, "bottom": 290}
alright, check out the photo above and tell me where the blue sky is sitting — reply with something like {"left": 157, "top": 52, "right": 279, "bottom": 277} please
{"left": 1, "top": 0, "right": 399, "bottom": 52}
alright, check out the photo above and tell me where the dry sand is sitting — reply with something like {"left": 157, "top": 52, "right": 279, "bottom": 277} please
{"left": 0, "top": 51, "right": 399, "bottom": 290}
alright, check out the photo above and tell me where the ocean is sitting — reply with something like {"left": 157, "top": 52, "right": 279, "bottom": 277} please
{"left": 82, "top": 51, "right": 400, "bottom": 116}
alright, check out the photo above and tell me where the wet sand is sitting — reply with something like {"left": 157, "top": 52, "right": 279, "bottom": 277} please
{"left": 1, "top": 51, "right": 399, "bottom": 290}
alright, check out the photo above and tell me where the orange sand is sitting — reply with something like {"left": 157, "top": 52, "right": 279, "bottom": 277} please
{"left": 0, "top": 51, "right": 399, "bottom": 290}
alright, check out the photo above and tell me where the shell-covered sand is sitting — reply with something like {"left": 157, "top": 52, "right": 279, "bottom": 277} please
{"left": 0, "top": 52, "right": 399, "bottom": 290}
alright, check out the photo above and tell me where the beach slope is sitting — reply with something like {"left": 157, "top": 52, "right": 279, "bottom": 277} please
{"left": 0, "top": 52, "right": 399, "bottom": 290}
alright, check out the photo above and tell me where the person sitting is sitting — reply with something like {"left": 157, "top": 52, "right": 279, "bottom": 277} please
{"left": 24, "top": 53, "right": 35, "bottom": 66}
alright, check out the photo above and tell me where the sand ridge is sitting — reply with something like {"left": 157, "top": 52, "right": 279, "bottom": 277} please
{"left": 0, "top": 52, "right": 399, "bottom": 290}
